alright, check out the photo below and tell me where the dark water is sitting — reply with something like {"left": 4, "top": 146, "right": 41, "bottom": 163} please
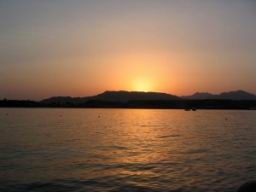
{"left": 0, "top": 109, "right": 255, "bottom": 192}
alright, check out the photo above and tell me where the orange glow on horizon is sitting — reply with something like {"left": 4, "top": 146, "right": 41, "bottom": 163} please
{"left": 131, "top": 78, "right": 154, "bottom": 92}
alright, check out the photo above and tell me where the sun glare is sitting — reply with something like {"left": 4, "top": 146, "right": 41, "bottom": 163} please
{"left": 132, "top": 79, "right": 152, "bottom": 92}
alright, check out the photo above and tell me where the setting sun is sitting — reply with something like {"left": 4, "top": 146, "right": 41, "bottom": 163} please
{"left": 132, "top": 78, "right": 153, "bottom": 92}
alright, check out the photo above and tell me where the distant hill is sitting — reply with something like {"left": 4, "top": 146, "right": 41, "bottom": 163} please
{"left": 40, "top": 91, "right": 181, "bottom": 106}
{"left": 183, "top": 90, "right": 256, "bottom": 100}
{"left": 41, "top": 90, "right": 256, "bottom": 105}
{"left": 218, "top": 90, "right": 256, "bottom": 100}
{"left": 41, "top": 96, "right": 89, "bottom": 105}
{"left": 182, "top": 92, "right": 215, "bottom": 100}
{"left": 91, "top": 91, "right": 181, "bottom": 102}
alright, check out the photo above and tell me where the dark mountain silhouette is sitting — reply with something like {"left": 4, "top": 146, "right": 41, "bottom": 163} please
{"left": 41, "top": 96, "right": 90, "bottom": 105}
{"left": 42, "top": 96, "right": 76, "bottom": 104}
{"left": 41, "top": 90, "right": 180, "bottom": 105}
{"left": 218, "top": 90, "right": 256, "bottom": 100}
{"left": 1, "top": 90, "right": 256, "bottom": 109}
{"left": 183, "top": 90, "right": 256, "bottom": 100}
{"left": 182, "top": 92, "right": 215, "bottom": 100}
{"left": 92, "top": 91, "right": 181, "bottom": 102}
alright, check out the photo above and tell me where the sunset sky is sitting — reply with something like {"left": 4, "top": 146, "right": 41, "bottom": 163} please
{"left": 0, "top": 0, "right": 256, "bottom": 100}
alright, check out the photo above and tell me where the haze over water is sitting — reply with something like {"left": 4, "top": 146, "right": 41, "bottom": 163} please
{"left": 0, "top": 109, "right": 255, "bottom": 192}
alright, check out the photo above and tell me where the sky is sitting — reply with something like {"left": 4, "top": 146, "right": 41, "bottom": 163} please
{"left": 0, "top": 0, "right": 256, "bottom": 100}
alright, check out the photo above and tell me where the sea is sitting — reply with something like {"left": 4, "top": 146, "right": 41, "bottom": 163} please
{"left": 0, "top": 108, "right": 255, "bottom": 192}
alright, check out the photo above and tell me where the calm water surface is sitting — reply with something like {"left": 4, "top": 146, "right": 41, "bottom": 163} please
{"left": 0, "top": 109, "right": 255, "bottom": 192}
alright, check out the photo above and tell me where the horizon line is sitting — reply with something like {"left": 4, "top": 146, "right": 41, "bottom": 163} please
{"left": 1, "top": 89, "right": 256, "bottom": 101}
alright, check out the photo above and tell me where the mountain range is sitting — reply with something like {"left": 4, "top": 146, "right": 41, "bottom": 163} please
{"left": 41, "top": 90, "right": 256, "bottom": 105}
{"left": 1, "top": 90, "right": 256, "bottom": 109}
{"left": 182, "top": 90, "right": 256, "bottom": 100}
{"left": 41, "top": 91, "right": 181, "bottom": 105}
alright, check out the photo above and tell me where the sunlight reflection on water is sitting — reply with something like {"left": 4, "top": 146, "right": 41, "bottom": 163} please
{"left": 0, "top": 109, "right": 255, "bottom": 192}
